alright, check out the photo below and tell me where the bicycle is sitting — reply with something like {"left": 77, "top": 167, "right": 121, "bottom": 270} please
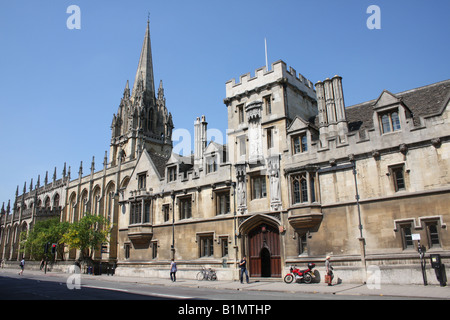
{"left": 196, "top": 266, "right": 217, "bottom": 281}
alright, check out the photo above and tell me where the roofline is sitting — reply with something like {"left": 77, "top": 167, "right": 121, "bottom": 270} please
{"left": 346, "top": 79, "right": 450, "bottom": 110}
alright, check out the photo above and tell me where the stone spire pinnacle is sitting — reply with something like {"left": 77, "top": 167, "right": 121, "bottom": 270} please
{"left": 123, "top": 80, "right": 130, "bottom": 99}
{"left": 132, "top": 20, "right": 155, "bottom": 99}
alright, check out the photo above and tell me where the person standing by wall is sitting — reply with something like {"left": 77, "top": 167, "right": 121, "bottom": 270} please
{"left": 170, "top": 259, "right": 177, "bottom": 282}
{"left": 18, "top": 257, "right": 25, "bottom": 275}
{"left": 325, "top": 255, "right": 333, "bottom": 286}
{"left": 240, "top": 255, "right": 249, "bottom": 284}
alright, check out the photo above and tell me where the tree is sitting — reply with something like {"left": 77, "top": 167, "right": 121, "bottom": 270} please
{"left": 61, "top": 213, "right": 112, "bottom": 262}
{"left": 21, "top": 218, "right": 69, "bottom": 261}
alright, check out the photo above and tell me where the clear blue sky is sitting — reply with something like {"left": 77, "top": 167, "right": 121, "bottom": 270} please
{"left": 0, "top": 0, "right": 449, "bottom": 206}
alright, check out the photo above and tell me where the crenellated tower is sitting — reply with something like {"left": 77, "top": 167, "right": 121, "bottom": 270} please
{"left": 110, "top": 20, "right": 173, "bottom": 165}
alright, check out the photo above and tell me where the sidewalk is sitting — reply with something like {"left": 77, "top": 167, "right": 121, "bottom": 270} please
{"left": 1, "top": 268, "right": 449, "bottom": 299}
{"left": 96, "top": 273, "right": 450, "bottom": 299}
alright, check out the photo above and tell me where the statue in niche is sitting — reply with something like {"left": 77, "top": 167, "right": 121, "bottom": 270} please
{"left": 248, "top": 123, "right": 262, "bottom": 162}
{"left": 246, "top": 101, "right": 263, "bottom": 163}
{"left": 235, "top": 164, "right": 247, "bottom": 214}
{"left": 267, "top": 157, "right": 282, "bottom": 211}
{"left": 237, "top": 174, "right": 246, "bottom": 207}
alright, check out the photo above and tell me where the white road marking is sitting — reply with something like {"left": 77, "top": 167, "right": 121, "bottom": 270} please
{"left": 82, "top": 285, "right": 192, "bottom": 299}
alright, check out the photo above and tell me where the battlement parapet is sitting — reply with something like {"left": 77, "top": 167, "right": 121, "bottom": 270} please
{"left": 225, "top": 60, "right": 316, "bottom": 100}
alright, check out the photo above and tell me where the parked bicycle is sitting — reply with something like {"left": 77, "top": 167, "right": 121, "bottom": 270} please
{"left": 196, "top": 266, "right": 217, "bottom": 281}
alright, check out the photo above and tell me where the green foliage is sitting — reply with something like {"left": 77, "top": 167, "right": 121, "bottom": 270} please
{"left": 21, "top": 213, "right": 112, "bottom": 262}
{"left": 61, "top": 213, "right": 112, "bottom": 261}
{"left": 21, "top": 218, "right": 69, "bottom": 260}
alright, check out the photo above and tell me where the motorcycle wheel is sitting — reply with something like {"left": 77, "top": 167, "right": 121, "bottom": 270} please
{"left": 303, "top": 273, "right": 312, "bottom": 284}
{"left": 284, "top": 274, "right": 294, "bottom": 284}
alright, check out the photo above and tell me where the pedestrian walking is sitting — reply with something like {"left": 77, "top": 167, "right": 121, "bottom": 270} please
{"left": 239, "top": 255, "right": 249, "bottom": 284}
{"left": 325, "top": 255, "right": 333, "bottom": 286}
{"left": 18, "top": 258, "right": 25, "bottom": 275}
{"left": 40, "top": 259, "right": 45, "bottom": 271}
{"left": 170, "top": 259, "right": 177, "bottom": 282}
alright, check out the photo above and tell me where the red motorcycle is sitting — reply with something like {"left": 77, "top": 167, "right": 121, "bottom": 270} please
{"left": 284, "top": 263, "right": 316, "bottom": 284}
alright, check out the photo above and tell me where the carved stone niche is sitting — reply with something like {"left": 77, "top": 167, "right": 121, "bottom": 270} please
{"left": 287, "top": 204, "right": 323, "bottom": 233}
{"left": 128, "top": 224, "right": 153, "bottom": 248}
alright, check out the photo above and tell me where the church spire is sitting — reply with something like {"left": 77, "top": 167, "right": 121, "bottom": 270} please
{"left": 132, "top": 19, "right": 155, "bottom": 99}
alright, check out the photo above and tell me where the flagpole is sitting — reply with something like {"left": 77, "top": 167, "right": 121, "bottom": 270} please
{"left": 265, "top": 38, "right": 269, "bottom": 71}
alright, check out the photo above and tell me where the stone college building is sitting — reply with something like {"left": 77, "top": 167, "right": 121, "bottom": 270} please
{"left": 1, "top": 21, "right": 449, "bottom": 285}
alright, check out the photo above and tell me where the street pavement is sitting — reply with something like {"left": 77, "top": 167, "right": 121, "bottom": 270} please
{"left": 1, "top": 267, "right": 449, "bottom": 299}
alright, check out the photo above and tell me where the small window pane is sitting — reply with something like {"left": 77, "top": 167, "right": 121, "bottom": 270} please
{"left": 428, "top": 224, "right": 440, "bottom": 247}
{"left": 402, "top": 226, "right": 413, "bottom": 249}
{"left": 381, "top": 114, "right": 391, "bottom": 133}
{"left": 391, "top": 112, "right": 401, "bottom": 131}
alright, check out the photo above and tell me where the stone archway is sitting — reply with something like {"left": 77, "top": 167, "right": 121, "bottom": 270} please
{"left": 240, "top": 214, "right": 282, "bottom": 278}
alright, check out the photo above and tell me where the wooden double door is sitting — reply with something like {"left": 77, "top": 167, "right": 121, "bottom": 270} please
{"left": 247, "top": 224, "right": 281, "bottom": 278}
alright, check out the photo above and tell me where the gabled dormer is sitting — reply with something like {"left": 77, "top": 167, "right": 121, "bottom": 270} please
{"left": 204, "top": 141, "right": 226, "bottom": 174}
{"left": 372, "top": 90, "right": 413, "bottom": 135}
{"left": 286, "top": 116, "right": 318, "bottom": 155}
{"left": 126, "top": 149, "right": 164, "bottom": 196}
{"left": 165, "top": 153, "right": 193, "bottom": 182}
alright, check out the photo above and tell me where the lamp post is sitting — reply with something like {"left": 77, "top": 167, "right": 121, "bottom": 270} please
{"left": 413, "top": 234, "right": 428, "bottom": 286}
{"left": 351, "top": 158, "right": 367, "bottom": 280}
{"left": 232, "top": 181, "right": 238, "bottom": 271}
{"left": 171, "top": 191, "right": 175, "bottom": 260}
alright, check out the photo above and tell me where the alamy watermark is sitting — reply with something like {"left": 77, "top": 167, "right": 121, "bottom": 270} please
{"left": 66, "top": 5, "right": 81, "bottom": 30}
{"left": 65, "top": 5, "right": 380, "bottom": 31}
{"left": 367, "top": 5, "right": 381, "bottom": 30}
{"left": 66, "top": 265, "right": 81, "bottom": 290}
{"left": 366, "top": 265, "right": 381, "bottom": 289}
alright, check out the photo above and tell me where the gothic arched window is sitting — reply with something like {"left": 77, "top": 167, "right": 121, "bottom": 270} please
{"left": 53, "top": 193, "right": 60, "bottom": 209}
{"left": 44, "top": 197, "right": 51, "bottom": 209}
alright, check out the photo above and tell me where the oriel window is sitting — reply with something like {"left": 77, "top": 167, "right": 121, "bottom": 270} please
{"left": 144, "top": 201, "right": 151, "bottom": 223}
{"left": 130, "top": 202, "right": 142, "bottom": 225}
{"left": 292, "top": 173, "right": 308, "bottom": 204}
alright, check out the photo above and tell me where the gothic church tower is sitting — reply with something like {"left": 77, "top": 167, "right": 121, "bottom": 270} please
{"left": 110, "top": 20, "right": 173, "bottom": 165}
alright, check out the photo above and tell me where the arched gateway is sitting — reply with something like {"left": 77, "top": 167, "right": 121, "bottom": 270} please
{"left": 240, "top": 214, "right": 282, "bottom": 278}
